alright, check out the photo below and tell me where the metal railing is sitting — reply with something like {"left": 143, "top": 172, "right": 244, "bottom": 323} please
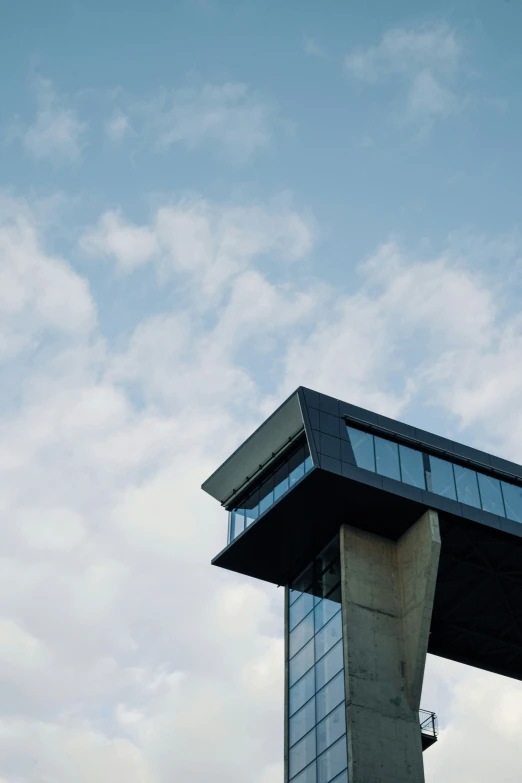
{"left": 419, "top": 709, "right": 438, "bottom": 739}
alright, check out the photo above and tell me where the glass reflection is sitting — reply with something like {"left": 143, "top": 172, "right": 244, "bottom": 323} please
{"left": 374, "top": 436, "right": 401, "bottom": 481}
{"left": 454, "top": 465, "right": 481, "bottom": 508}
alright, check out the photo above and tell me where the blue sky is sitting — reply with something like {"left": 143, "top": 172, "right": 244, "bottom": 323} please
{"left": 2, "top": 1, "right": 522, "bottom": 781}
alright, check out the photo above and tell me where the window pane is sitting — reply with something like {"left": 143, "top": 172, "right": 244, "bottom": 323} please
{"left": 290, "top": 668, "right": 315, "bottom": 716}
{"left": 429, "top": 457, "right": 457, "bottom": 500}
{"left": 478, "top": 473, "right": 505, "bottom": 516}
{"left": 290, "top": 447, "right": 306, "bottom": 486}
{"left": 290, "top": 592, "right": 315, "bottom": 632}
{"left": 289, "top": 728, "right": 316, "bottom": 779}
{"left": 290, "top": 612, "right": 314, "bottom": 657}
{"left": 315, "top": 611, "right": 342, "bottom": 660}
{"left": 502, "top": 481, "right": 522, "bottom": 523}
{"left": 273, "top": 462, "right": 289, "bottom": 501}
{"left": 304, "top": 455, "right": 313, "bottom": 473}
{"left": 314, "top": 598, "right": 341, "bottom": 633}
{"left": 316, "top": 671, "right": 345, "bottom": 723}
{"left": 291, "top": 762, "right": 317, "bottom": 783}
{"left": 290, "top": 639, "right": 315, "bottom": 686}
{"left": 317, "top": 736, "right": 347, "bottom": 783}
{"left": 290, "top": 697, "right": 316, "bottom": 747}
{"left": 232, "top": 509, "right": 245, "bottom": 538}
{"left": 291, "top": 564, "right": 313, "bottom": 596}
{"left": 259, "top": 476, "right": 274, "bottom": 514}
{"left": 374, "top": 436, "right": 401, "bottom": 481}
{"left": 315, "top": 640, "right": 344, "bottom": 691}
{"left": 317, "top": 702, "right": 346, "bottom": 755}
{"left": 346, "top": 427, "right": 375, "bottom": 471}
{"left": 454, "top": 465, "right": 481, "bottom": 509}
{"left": 244, "top": 490, "right": 259, "bottom": 527}
{"left": 329, "top": 771, "right": 348, "bottom": 783}
{"left": 399, "top": 444, "right": 425, "bottom": 489}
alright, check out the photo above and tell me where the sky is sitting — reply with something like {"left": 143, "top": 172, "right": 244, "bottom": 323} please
{"left": 1, "top": 0, "right": 522, "bottom": 781}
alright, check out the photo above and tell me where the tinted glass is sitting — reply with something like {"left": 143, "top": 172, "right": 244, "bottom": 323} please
{"left": 315, "top": 640, "right": 343, "bottom": 691}
{"left": 273, "top": 462, "right": 289, "bottom": 501}
{"left": 329, "top": 771, "right": 348, "bottom": 783}
{"left": 244, "top": 489, "right": 259, "bottom": 527}
{"left": 290, "top": 639, "right": 315, "bottom": 686}
{"left": 290, "top": 592, "right": 314, "bottom": 631}
{"left": 291, "top": 763, "right": 317, "bottom": 783}
{"left": 290, "top": 447, "right": 306, "bottom": 486}
{"left": 454, "top": 465, "right": 481, "bottom": 508}
{"left": 316, "top": 702, "right": 346, "bottom": 755}
{"left": 399, "top": 444, "right": 425, "bottom": 489}
{"left": 317, "top": 736, "right": 347, "bottom": 783}
{"left": 232, "top": 509, "right": 245, "bottom": 538}
{"left": 259, "top": 476, "right": 274, "bottom": 514}
{"left": 477, "top": 473, "right": 505, "bottom": 516}
{"left": 292, "top": 565, "right": 313, "bottom": 597}
{"left": 304, "top": 454, "right": 313, "bottom": 473}
{"left": 429, "top": 456, "right": 457, "bottom": 500}
{"left": 316, "top": 671, "right": 344, "bottom": 723}
{"left": 290, "top": 612, "right": 315, "bottom": 657}
{"left": 290, "top": 697, "right": 316, "bottom": 747}
{"left": 314, "top": 598, "right": 341, "bottom": 633}
{"left": 502, "top": 481, "right": 522, "bottom": 523}
{"left": 315, "top": 611, "right": 342, "bottom": 659}
{"left": 290, "top": 668, "right": 315, "bottom": 716}
{"left": 289, "top": 729, "right": 316, "bottom": 778}
{"left": 374, "top": 436, "right": 401, "bottom": 481}
{"left": 346, "top": 427, "right": 375, "bottom": 472}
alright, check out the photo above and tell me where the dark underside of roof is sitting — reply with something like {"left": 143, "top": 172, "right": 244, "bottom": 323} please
{"left": 212, "top": 466, "right": 522, "bottom": 682}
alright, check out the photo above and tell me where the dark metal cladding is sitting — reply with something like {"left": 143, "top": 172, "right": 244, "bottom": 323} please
{"left": 206, "top": 386, "right": 522, "bottom": 682}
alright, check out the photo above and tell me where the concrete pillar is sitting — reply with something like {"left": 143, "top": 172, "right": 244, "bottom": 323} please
{"left": 340, "top": 510, "right": 440, "bottom": 783}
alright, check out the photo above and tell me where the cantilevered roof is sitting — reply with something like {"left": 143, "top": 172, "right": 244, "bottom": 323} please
{"left": 202, "top": 390, "right": 305, "bottom": 506}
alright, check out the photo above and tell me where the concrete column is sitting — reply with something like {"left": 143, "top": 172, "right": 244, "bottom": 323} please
{"left": 340, "top": 510, "right": 440, "bottom": 783}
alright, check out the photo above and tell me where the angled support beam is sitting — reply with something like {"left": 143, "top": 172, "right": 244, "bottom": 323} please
{"left": 341, "top": 509, "right": 441, "bottom": 782}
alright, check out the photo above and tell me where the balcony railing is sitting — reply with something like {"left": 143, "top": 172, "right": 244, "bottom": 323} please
{"left": 419, "top": 709, "right": 438, "bottom": 751}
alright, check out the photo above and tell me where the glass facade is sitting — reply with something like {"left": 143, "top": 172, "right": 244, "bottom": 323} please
{"left": 287, "top": 536, "right": 347, "bottom": 783}
{"left": 346, "top": 425, "right": 522, "bottom": 524}
{"left": 229, "top": 441, "right": 313, "bottom": 543}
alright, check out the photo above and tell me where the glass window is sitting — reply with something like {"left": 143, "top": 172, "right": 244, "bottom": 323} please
{"left": 291, "top": 763, "right": 317, "bottom": 783}
{"left": 316, "top": 670, "right": 345, "bottom": 723}
{"left": 315, "top": 639, "right": 344, "bottom": 691}
{"left": 244, "top": 489, "right": 259, "bottom": 528}
{"left": 292, "top": 565, "right": 313, "bottom": 597}
{"left": 316, "top": 702, "right": 346, "bottom": 755}
{"left": 259, "top": 476, "right": 274, "bottom": 515}
{"left": 290, "top": 592, "right": 315, "bottom": 631}
{"left": 315, "top": 611, "right": 342, "bottom": 660}
{"left": 454, "top": 465, "right": 481, "bottom": 509}
{"left": 346, "top": 427, "right": 375, "bottom": 472}
{"left": 399, "top": 444, "right": 425, "bottom": 489}
{"left": 502, "top": 481, "right": 522, "bottom": 523}
{"left": 290, "top": 447, "right": 306, "bottom": 487}
{"left": 314, "top": 598, "right": 341, "bottom": 633}
{"left": 290, "top": 697, "right": 316, "bottom": 747}
{"left": 429, "top": 456, "right": 457, "bottom": 500}
{"left": 289, "top": 728, "right": 317, "bottom": 779}
{"left": 329, "top": 771, "right": 348, "bottom": 783}
{"left": 304, "top": 454, "right": 313, "bottom": 473}
{"left": 478, "top": 473, "right": 505, "bottom": 516}
{"left": 290, "top": 638, "right": 315, "bottom": 686}
{"left": 232, "top": 509, "right": 245, "bottom": 538}
{"left": 290, "top": 668, "right": 315, "bottom": 716}
{"left": 317, "top": 736, "right": 347, "bottom": 783}
{"left": 374, "top": 436, "right": 401, "bottom": 481}
{"left": 290, "top": 612, "right": 315, "bottom": 657}
{"left": 273, "top": 462, "right": 289, "bottom": 501}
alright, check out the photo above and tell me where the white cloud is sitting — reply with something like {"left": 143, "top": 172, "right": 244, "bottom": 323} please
{"left": 10, "top": 77, "right": 87, "bottom": 164}
{"left": 105, "top": 110, "right": 131, "bottom": 143}
{"left": 345, "top": 23, "right": 463, "bottom": 126}
{"left": 3, "top": 193, "right": 522, "bottom": 783}
{"left": 303, "top": 36, "right": 326, "bottom": 58}
{"left": 0, "top": 196, "right": 96, "bottom": 359}
{"left": 80, "top": 197, "right": 315, "bottom": 296}
{"left": 135, "top": 82, "right": 276, "bottom": 160}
